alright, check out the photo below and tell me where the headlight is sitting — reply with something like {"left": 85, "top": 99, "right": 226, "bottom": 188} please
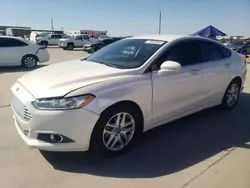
{"left": 32, "top": 95, "right": 95, "bottom": 110}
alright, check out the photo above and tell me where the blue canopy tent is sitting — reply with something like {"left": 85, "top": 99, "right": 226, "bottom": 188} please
{"left": 193, "top": 25, "right": 226, "bottom": 37}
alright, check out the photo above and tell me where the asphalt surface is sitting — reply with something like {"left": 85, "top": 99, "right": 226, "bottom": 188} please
{"left": 0, "top": 48, "right": 250, "bottom": 188}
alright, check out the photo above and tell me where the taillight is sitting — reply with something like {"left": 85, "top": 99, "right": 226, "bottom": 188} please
{"left": 39, "top": 46, "right": 46, "bottom": 50}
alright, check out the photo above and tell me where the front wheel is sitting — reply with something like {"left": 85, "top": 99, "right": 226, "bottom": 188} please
{"left": 221, "top": 79, "right": 241, "bottom": 109}
{"left": 90, "top": 105, "right": 142, "bottom": 156}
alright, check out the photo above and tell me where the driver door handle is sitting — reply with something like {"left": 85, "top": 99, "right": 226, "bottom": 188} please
{"left": 224, "top": 63, "right": 231, "bottom": 68}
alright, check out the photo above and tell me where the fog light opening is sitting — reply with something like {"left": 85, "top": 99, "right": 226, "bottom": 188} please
{"left": 50, "top": 134, "right": 63, "bottom": 143}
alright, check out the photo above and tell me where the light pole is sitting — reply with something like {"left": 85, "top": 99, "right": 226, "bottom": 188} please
{"left": 159, "top": 11, "right": 162, "bottom": 34}
{"left": 51, "top": 18, "right": 54, "bottom": 30}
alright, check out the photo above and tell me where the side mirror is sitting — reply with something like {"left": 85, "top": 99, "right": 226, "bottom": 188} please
{"left": 158, "top": 61, "right": 181, "bottom": 76}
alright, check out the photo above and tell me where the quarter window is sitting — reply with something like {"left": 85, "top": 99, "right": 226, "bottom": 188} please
{"left": 220, "top": 46, "right": 231, "bottom": 58}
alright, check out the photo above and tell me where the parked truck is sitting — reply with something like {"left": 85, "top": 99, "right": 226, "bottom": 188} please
{"left": 58, "top": 34, "right": 101, "bottom": 50}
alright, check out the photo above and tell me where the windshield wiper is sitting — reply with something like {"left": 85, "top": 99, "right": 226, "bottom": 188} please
{"left": 96, "top": 61, "right": 118, "bottom": 68}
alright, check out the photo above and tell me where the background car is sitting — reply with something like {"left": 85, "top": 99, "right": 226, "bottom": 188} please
{"left": 228, "top": 41, "right": 250, "bottom": 55}
{"left": 58, "top": 34, "right": 99, "bottom": 50}
{"left": 0, "top": 36, "right": 49, "bottom": 68}
{"left": 83, "top": 37, "right": 122, "bottom": 53}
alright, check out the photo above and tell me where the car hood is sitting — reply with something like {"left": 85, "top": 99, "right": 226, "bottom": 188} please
{"left": 17, "top": 60, "right": 130, "bottom": 99}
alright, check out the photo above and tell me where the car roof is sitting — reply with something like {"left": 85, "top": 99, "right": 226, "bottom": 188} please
{"left": 129, "top": 35, "right": 192, "bottom": 42}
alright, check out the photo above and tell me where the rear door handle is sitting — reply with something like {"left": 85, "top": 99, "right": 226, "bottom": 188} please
{"left": 224, "top": 63, "right": 231, "bottom": 68}
{"left": 191, "top": 69, "right": 200, "bottom": 75}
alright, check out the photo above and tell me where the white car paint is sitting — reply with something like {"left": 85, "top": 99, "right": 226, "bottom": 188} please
{"left": 11, "top": 35, "right": 247, "bottom": 151}
{"left": 0, "top": 36, "right": 49, "bottom": 66}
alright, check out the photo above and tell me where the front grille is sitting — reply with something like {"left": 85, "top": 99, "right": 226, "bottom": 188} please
{"left": 12, "top": 95, "right": 32, "bottom": 122}
{"left": 23, "top": 106, "right": 32, "bottom": 121}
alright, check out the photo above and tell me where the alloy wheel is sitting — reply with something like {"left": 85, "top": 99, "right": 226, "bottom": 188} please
{"left": 226, "top": 83, "right": 239, "bottom": 107}
{"left": 102, "top": 112, "right": 135, "bottom": 151}
{"left": 24, "top": 57, "right": 37, "bottom": 68}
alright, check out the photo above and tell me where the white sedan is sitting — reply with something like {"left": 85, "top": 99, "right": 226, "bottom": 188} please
{"left": 11, "top": 35, "right": 247, "bottom": 156}
{"left": 0, "top": 36, "right": 49, "bottom": 68}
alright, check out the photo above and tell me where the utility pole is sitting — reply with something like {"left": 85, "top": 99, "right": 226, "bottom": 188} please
{"left": 51, "top": 18, "right": 54, "bottom": 30}
{"left": 158, "top": 11, "right": 162, "bottom": 34}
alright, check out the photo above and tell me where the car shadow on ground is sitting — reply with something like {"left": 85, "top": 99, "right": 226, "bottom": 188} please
{"left": 41, "top": 92, "right": 250, "bottom": 179}
{"left": 0, "top": 64, "right": 48, "bottom": 73}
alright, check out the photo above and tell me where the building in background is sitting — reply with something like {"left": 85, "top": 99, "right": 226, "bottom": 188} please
{"left": 65, "top": 29, "right": 107, "bottom": 38}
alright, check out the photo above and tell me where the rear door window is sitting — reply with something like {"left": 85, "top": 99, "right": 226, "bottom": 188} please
{"left": 200, "top": 41, "right": 230, "bottom": 62}
{"left": 0, "top": 38, "right": 28, "bottom": 47}
{"left": 75, "top": 36, "right": 82, "bottom": 40}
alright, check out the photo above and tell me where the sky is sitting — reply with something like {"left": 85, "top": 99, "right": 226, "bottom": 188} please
{"left": 1, "top": 0, "right": 250, "bottom": 36}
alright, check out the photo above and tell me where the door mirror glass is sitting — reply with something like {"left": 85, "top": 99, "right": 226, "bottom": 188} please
{"left": 160, "top": 61, "right": 181, "bottom": 71}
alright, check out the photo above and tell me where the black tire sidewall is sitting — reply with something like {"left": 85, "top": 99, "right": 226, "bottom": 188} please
{"left": 221, "top": 80, "right": 241, "bottom": 109}
{"left": 91, "top": 105, "right": 141, "bottom": 156}
{"left": 67, "top": 43, "right": 74, "bottom": 50}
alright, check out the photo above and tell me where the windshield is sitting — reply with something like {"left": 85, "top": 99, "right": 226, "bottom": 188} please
{"left": 85, "top": 39, "right": 166, "bottom": 69}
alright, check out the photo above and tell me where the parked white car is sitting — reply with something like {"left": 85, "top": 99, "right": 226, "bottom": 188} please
{"left": 0, "top": 36, "right": 49, "bottom": 68}
{"left": 11, "top": 35, "right": 247, "bottom": 156}
{"left": 58, "top": 34, "right": 101, "bottom": 50}
{"left": 36, "top": 34, "right": 64, "bottom": 47}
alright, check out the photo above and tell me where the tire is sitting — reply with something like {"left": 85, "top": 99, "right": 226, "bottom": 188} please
{"left": 221, "top": 79, "right": 241, "bottom": 109}
{"left": 41, "top": 41, "right": 48, "bottom": 48}
{"left": 67, "top": 43, "right": 74, "bottom": 50}
{"left": 21, "top": 55, "right": 38, "bottom": 69}
{"left": 90, "top": 104, "right": 142, "bottom": 156}
{"left": 242, "top": 50, "right": 247, "bottom": 56}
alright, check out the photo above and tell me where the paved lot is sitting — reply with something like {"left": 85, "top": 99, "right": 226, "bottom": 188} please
{"left": 0, "top": 48, "right": 250, "bottom": 188}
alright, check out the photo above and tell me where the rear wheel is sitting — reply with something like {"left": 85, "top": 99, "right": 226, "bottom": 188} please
{"left": 22, "top": 55, "right": 38, "bottom": 68}
{"left": 221, "top": 79, "right": 241, "bottom": 109}
{"left": 67, "top": 43, "right": 74, "bottom": 50}
{"left": 90, "top": 105, "right": 142, "bottom": 156}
